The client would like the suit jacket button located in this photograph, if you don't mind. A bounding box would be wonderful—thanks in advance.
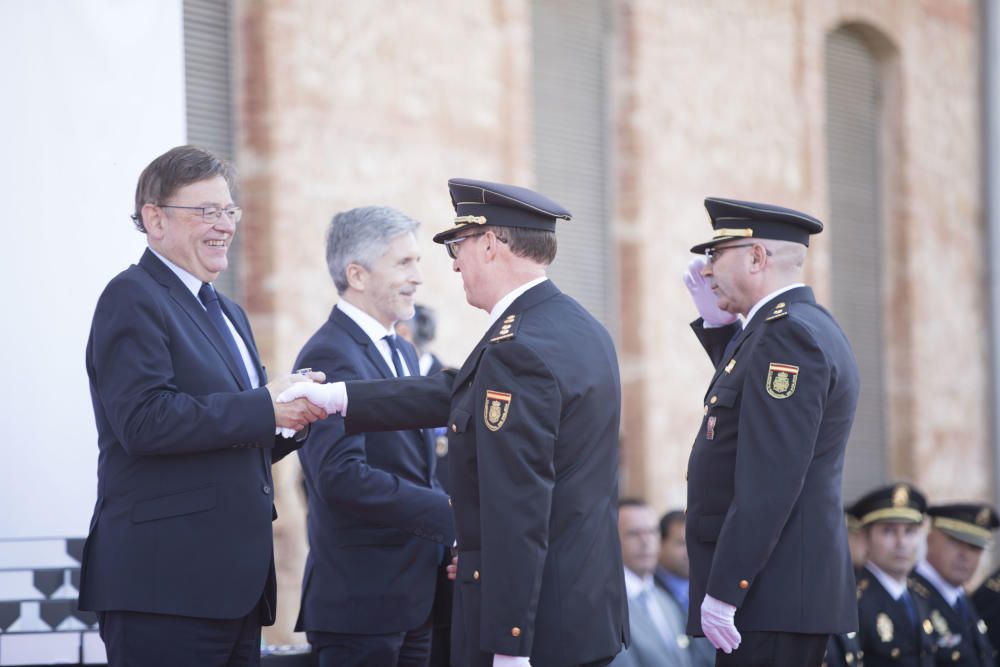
[511,626,520,637]
[739,579,749,589]
[262,484,271,494]
[473,570,480,581]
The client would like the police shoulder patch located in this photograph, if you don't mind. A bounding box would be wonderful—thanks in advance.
[490,313,519,343]
[484,390,512,431]
[765,362,799,399]
[765,301,789,322]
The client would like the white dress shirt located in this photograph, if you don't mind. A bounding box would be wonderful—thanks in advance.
[336,299,411,377]
[149,248,260,388]
[865,561,908,600]
[488,277,548,329]
[743,282,805,326]
[916,559,965,607]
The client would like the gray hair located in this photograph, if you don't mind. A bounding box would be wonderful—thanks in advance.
[326,206,420,294]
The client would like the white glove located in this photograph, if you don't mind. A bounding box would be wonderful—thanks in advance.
[493,655,531,667]
[277,381,348,416]
[701,594,741,654]
[683,256,738,326]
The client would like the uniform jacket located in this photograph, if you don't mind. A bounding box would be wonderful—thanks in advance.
[79,249,293,622]
[686,286,860,635]
[343,280,629,667]
[293,306,454,635]
[856,570,937,667]
[970,567,1000,665]
[910,571,994,666]
[823,632,863,667]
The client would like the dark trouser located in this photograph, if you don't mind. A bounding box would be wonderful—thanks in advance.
[715,632,829,667]
[309,617,433,667]
[99,608,262,667]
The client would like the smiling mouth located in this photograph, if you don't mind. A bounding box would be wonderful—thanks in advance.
[205,240,227,248]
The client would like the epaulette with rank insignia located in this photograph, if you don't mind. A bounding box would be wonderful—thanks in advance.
[857,577,869,600]
[490,313,519,343]
[909,578,931,599]
[765,301,789,322]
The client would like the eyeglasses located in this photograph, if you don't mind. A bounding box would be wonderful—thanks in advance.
[704,243,771,264]
[443,232,485,260]
[160,204,243,224]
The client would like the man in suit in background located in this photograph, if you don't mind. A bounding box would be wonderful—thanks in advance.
[293,206,454,667]
[79,145,325,666]
[610,499,692,667]
[683,198,860,666]
[912,503,997,665]
[655,511,714,667]
[281,178,628,667]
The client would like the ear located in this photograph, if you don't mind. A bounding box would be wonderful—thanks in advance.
[749,244,769,273]
[482,230,500,264]
[345,262,368,291]
[142,203,167,240]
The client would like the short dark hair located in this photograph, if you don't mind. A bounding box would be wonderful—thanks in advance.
[618,497,648,510]
[659,510,685,540]
[132,145,236,233]
[486,225,557,265]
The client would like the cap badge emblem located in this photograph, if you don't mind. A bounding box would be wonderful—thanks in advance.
[892,484,910,508]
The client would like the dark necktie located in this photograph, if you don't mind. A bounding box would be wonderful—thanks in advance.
[900,589,919,629]
[198,283,252,388]
[382,334,407,377]
[955,594,970,623]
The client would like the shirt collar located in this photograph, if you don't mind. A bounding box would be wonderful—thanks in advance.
[149,247,204,299]
[744,283,805,327]
[336,298,396,346]
[623,567,656,601]
[487,277,548,328]
[865,561,909,600]
[916,560,965,606]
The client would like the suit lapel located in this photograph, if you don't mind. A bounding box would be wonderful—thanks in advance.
[139,250,251,391]
[331,307,395,380]
[219,296,265,384]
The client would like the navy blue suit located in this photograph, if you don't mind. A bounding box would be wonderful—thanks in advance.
[293,306,454,641]
[80,249,294,625]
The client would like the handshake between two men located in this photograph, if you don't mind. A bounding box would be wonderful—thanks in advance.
[274,380,348,419]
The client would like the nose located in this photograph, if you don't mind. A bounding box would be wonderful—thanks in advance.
[412,263,424,284]
[213,214,236,234]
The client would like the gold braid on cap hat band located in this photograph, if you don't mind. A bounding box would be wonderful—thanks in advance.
[454,215,487,226]
[713,228,754,239]
[860,507,924,526]
[933,517,993,542]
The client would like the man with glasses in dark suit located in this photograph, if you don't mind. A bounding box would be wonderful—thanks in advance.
[79,145,326,666]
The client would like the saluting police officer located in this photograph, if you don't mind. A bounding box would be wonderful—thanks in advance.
[912,504,998,666]
[281,178,629,667]
[853,483,938,667]
[682,198,860,666]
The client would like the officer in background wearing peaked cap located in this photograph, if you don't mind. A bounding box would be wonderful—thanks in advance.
[281,178,628,667]
[682,197,860,666]
[913,503,1000,666]
[853,483,938,667]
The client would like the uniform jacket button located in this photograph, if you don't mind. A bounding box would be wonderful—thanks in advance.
[473,570,480,581]
[262,484,271,494]
[739,579,749,590]
[451,424,458,433]
[952,650,961,661]
[448,497,453,507]
[891,647,900,658]
[511,627,521,637]
[710,395,718,404]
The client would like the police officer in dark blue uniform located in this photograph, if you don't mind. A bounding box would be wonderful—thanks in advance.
[682,198,861,667]
[971,564,1000,664]
[852,483,938,667]
[912,503,998,666]
[281,178,629,667]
